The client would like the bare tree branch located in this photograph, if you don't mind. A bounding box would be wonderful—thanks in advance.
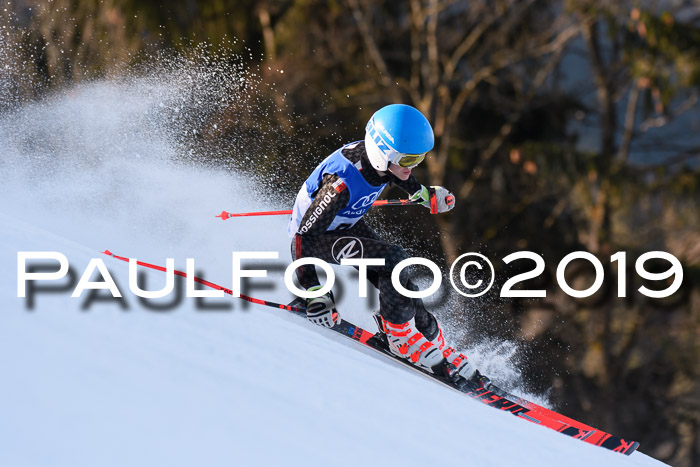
[444,1,509,81]
[617,81,640,164]
[345,0,397,94]
[639,91,699,132]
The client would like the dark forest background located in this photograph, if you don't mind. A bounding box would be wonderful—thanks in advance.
[1,1,699,464]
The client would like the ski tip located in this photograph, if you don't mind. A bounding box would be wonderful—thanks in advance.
[620,440,640,456]
[630,441,640,455]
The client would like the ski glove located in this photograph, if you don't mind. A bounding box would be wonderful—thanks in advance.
[305,286,341,328]
[410,185,456,214]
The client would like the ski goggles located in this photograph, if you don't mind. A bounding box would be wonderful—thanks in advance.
[394,153,426,168]
[378,146,426,168]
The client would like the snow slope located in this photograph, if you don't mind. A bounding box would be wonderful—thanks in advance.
[0,77,667,467]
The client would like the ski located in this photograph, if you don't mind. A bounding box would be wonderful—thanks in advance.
[283,298,639,456]
[103,250,639,456]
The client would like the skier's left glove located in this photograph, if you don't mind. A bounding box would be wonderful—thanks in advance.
[410,185,456,214]
[305,286,341,328]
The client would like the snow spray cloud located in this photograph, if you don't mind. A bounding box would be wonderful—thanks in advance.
[0,41,276,221]
[0,43,296,307]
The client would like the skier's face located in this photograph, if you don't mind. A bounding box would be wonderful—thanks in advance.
[387,163,412,180]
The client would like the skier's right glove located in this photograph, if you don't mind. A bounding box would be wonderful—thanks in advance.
[410,185,456,214]
[305,286,340,328]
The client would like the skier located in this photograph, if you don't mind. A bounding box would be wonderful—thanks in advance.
[288,104,473,379]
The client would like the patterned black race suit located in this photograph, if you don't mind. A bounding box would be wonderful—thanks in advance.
[289,141,440,340]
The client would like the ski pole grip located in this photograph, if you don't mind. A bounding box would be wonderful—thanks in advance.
[428,187,438,214]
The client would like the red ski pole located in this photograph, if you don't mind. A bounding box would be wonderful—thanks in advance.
[102,250,306,312]
[216,198,418,220]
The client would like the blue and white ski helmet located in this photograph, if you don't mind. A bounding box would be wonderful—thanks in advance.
[364,104,434,171]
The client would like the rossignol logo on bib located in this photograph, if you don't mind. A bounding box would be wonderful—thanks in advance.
[299,190,338,234]
[331,237,364,263]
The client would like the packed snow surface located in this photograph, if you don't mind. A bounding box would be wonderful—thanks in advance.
[0,78,667,466]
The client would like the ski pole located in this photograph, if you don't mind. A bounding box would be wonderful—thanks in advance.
[102,250,306,312]
[216,198,418,220]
